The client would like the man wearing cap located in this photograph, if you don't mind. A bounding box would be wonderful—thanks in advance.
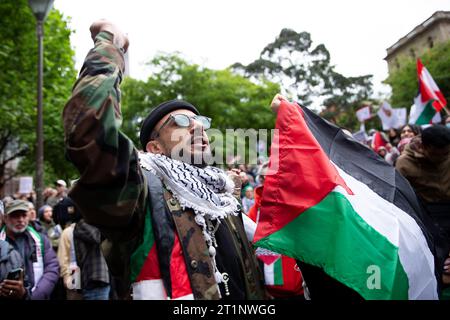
[0,200,59,299]
[46,180,67,208]
[62,20,265,300]
[0,199,27,300]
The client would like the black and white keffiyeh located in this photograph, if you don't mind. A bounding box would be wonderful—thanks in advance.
[139,152,239,218]
[139,152,240,289]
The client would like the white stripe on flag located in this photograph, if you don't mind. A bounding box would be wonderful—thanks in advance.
[421,66,441,97]
[132,279,167,300]
[172,294,194,300]
[243,213,257,242]
[332,164,438,299]
[263,258,281,286]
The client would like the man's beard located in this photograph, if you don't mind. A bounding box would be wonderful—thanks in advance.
[167,137,213,167]
[171,147,213,168]
[8,223,27,234]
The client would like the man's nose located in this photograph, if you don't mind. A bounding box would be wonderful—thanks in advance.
[190,118,205,132]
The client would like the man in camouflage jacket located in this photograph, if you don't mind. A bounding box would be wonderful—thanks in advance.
[63,20,265,300]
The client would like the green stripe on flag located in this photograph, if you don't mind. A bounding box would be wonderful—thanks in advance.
[416,100,437,125]
[27,225,44,257]
[255,191,409,300]
[130,203,155,282]
[273,258,284,286]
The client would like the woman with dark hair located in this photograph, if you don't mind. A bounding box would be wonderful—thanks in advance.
[400,124,421,140]
[397,125,421,155]
[387,128,401,147]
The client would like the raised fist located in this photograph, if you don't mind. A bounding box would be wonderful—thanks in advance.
[270,94,287,114]
[89,19,129,53]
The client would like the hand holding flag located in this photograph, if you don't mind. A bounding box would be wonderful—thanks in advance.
[270,94,286,114]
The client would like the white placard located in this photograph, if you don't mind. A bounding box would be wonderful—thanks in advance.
[356,106,371,122]
[393,108,407,129]
[377,102,407,130]
[18,176,33,194]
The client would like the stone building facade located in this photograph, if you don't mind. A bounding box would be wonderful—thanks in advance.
[385,11,450,73]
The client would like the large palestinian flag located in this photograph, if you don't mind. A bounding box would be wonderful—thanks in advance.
[254,99,449,300]
[409,59,446,125]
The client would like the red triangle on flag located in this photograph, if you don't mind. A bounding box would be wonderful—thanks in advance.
[258,254,281,265]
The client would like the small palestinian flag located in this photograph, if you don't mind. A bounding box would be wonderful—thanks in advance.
[409,59,446,125]
[256,248,284,286]
[254,99,449,300]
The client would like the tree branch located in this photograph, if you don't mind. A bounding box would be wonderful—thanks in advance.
[0,130,12,154]
[0,146,28,167]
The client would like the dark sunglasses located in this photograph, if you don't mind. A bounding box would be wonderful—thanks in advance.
[151,114,212,139]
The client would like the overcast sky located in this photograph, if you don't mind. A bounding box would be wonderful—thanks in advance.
[54,0,449,103]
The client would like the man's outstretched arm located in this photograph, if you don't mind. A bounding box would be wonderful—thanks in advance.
[63,21,144,234]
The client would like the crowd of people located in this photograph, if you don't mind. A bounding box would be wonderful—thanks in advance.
[0,179,113,300]
[357,120,450,240]
[0,20,449,300]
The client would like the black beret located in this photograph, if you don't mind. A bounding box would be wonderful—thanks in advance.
[139,99,199,149]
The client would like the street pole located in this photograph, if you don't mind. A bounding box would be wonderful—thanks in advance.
[35,19,44,208]
[28,0,54,208]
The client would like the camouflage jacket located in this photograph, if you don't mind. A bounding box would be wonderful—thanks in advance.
[63,31,265,300]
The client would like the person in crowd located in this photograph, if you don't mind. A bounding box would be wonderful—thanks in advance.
[400,124,420,140]
[241,185,255,214]
[57,218,82,300]
[0,199,26,300]
[0,239,28,300]
[73,219,111,300]
[53,196,82,230]
[38,205,62,251]
[51,197,80,301]
[397,137,412,154]
[0,200,59,299]
[239,171,251,199]
[387,128,401,147]
[376,146,387,159]
[396,125,450,261]
[47,180,68,208]
[43,188,57,205]
[27,202,37,222]
[396,125,450,204]
[61,20,265,300]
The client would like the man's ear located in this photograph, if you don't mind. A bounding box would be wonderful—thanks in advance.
[146,140,163,154]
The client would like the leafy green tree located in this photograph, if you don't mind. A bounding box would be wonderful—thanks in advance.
[231,28,373,113]
[0,0,77,195]
[385,41,450,114]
